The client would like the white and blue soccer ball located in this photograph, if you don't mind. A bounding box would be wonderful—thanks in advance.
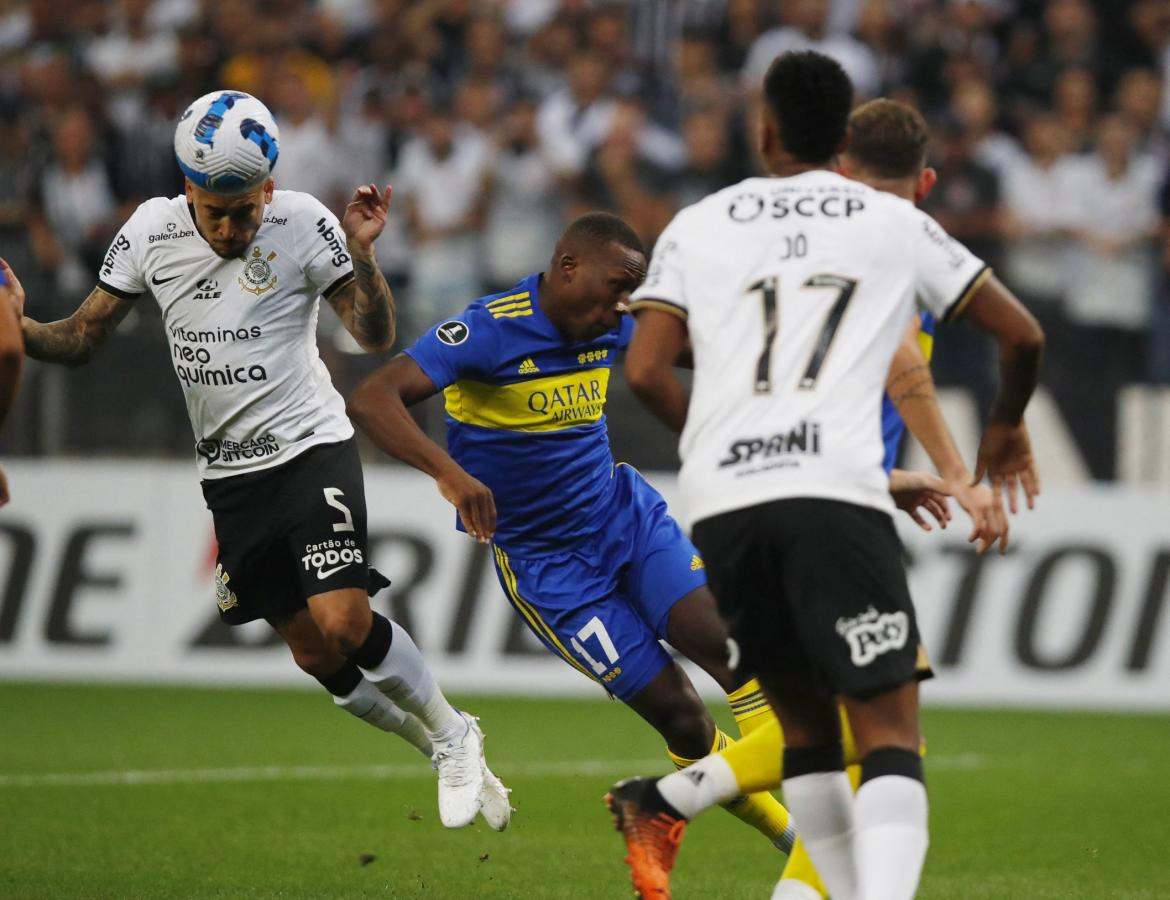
[173,90,280,194]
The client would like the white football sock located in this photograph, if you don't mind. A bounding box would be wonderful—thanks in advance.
[854,775,929,900]
[782,771,858,900]
[333,677,432,757]
[358,620,465,743]
[656,753,740,819]
[770,879,823,900]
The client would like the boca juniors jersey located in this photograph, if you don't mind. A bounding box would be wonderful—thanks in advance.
[405,273,634,555]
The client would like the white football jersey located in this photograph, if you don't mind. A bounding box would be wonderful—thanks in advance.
[98,190,356,479]
[630,171,989,526]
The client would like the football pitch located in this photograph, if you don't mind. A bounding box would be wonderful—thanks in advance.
[1,683,1165,899]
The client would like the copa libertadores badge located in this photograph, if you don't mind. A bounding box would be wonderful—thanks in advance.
[239,247,278,296]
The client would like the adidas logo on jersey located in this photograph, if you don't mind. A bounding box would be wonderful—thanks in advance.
[518,358,540,375]
[690,555,704,571]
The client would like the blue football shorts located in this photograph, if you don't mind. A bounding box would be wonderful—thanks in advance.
[490,464,708,700]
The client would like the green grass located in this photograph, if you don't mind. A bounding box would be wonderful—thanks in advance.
[0,684,1166,898]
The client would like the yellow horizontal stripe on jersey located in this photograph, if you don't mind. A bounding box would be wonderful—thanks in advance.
[443,368,610,432]
[491,308,534,319]
[486,300,532,315]
[485,291,531,308]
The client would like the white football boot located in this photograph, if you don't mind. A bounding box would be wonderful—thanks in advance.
[474,717,513,831]
[431,710,485,828]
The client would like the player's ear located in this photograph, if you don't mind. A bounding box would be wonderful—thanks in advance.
[262,178,275,203]
[184,178,196,204]
[558,252,578,282]
[915,167,938,204]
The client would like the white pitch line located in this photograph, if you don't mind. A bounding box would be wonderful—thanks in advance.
[0,754,985,789]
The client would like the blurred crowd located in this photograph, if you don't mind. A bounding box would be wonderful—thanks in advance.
[2,0,1169,478]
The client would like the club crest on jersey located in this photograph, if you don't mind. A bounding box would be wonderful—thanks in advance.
[239,247,278,296]
[437,320,469,346]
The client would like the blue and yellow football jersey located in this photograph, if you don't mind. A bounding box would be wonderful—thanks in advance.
[405,273,635,555]
[880,311,936,473]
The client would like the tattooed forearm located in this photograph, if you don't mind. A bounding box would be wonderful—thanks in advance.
[345,250,395,352]
[21,287,136,366]
[886,363,931,392]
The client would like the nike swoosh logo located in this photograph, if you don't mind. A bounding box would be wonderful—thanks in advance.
[151,272,181,285]
[316,563,352,580]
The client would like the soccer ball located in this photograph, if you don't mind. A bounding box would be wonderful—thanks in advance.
[173,90,280,195]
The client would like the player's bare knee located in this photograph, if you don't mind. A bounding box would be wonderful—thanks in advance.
[313,607,373,657]
[288,644,336,678]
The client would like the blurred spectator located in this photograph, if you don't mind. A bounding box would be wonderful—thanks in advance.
[113,77,187,205]
[84,0,178,129]
[950,78,1023,176]
[715,0,770,73]
[537,51,617,178]
[743,0,882,97]
[483,96,563,292]
[1114,67,1165,156]
[521,16,579,98]
[1062,114,1160,477]
[1052,66,1098,152]
[28,106,120,299]
[651,26,736,129]
[578,97,677,246]
[269,66,346,206]
[999,113,1075,324]
[395,101,490,337]
[671,106,747,208]
[585,3,643,95]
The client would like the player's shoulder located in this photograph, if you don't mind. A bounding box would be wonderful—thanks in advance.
[124,195,189,235]
[427,275,541,348]
[269,189,333,226]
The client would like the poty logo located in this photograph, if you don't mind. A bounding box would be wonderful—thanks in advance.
[836,606,909,667]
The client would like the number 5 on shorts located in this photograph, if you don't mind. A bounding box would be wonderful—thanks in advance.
[323,487,355,533]
[571,616,621,675]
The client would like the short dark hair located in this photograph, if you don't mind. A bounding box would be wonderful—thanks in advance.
[762,51,853,164]
[846,99,930,179]
[560,212,644,257]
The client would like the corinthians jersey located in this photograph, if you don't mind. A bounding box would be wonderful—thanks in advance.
[630,170,989,526]
[98,190,356,478]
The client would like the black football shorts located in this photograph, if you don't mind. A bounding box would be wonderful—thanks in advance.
[201,438,373,625]
[693,497,922,699]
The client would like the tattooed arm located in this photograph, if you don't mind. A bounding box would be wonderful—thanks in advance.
[326,250,396,352]
[21,284,139,367]
[330,182,396,353]
[886,317,1008,554]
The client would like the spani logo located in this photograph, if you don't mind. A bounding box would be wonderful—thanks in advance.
[437,321,469,346]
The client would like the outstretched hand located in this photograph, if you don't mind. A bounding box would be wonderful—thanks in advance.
[947,477,1009,555]
[973,420,1039,514]
[341,183,392,251]
[889,469,952,532]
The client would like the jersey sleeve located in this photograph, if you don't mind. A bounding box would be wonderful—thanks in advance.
[297,195,355,301]
[629,217,689,320]
[404,308,501,391]
[97,206,148,298]
[909,209,991,322]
